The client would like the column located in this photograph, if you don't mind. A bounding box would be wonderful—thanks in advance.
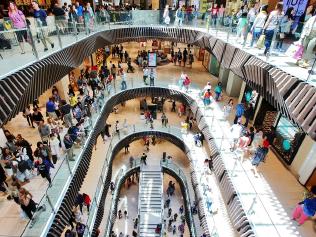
[152,0,159,9]
[38,74,70,106]
[225,70,243,97]
[291,136,316,184]
[0,128,7,147]
[238,81,246,103]
[218,66,229,88]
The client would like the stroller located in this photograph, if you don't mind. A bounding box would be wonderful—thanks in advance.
[251,147,268,166]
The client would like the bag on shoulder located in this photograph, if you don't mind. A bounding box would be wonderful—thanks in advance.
[256,34,265,49]
[17,159,29,173]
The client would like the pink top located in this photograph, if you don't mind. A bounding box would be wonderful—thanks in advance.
[9,10,26,29]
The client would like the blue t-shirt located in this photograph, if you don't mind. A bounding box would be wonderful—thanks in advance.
[34,9,47,26]
[76,5,83,17]
[46,101,55,113]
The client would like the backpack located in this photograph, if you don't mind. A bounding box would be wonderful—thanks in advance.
[236,104,244,117]
[17,158,29,173]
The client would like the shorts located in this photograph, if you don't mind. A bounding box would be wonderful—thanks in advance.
[16,30,28,42]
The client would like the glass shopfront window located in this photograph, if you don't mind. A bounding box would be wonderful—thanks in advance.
[273,116,305,165]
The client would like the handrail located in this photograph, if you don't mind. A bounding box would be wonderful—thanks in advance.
[20,103,103,236]
[137,162,142,236]
[103,159,141,237]
[1,9,312,83]
[161,159,198,237]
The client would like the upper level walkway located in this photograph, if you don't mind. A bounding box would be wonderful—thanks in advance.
[2,57,312,236]
[1,11,316,143]
[0,10,315,84]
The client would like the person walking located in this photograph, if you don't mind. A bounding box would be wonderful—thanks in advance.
[143,67,149,85]
[37,157,54,186]
[223,99,234,119]
[163,5,170,25]
[141,153,147,165]
[168,208,172,217]
[250,5,268,47]
[175,7,184,27]
[262,3,283,56]
[23,106,34,128]
[64,134,75,161]
[149,68,155,86]
[234,103,245,124]
[203,89,212,107]
[32,0,54,52]
[8,1,32,54]
[214,82,222,101]
[120,71,127,90]
[292,186,316,225]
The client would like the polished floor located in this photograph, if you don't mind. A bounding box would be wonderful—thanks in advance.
[0,42,314,237]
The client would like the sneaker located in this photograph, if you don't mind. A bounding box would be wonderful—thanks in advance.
[44,48,48,52]
[299,61,309,68]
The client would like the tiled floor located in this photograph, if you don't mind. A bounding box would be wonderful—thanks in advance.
[0,42,314,237]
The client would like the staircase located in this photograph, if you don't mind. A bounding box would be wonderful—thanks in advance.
[138,165,163,237]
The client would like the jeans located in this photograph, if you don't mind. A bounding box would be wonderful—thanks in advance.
[66,146,74,161]
[250,28,262,47]
[26,114,34,127]
[264,29,275,55]
[303,34,316,61]
[63,113,73,128]
[150,77,154,86]
[121,81,127,90]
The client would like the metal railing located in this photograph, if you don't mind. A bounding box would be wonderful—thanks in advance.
[0,10,314,82]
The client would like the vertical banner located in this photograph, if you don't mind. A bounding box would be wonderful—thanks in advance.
[283,0,308,17]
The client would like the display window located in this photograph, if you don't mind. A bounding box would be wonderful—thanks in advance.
[273,116,305,165]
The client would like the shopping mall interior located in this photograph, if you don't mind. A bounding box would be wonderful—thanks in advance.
[1,0,316,237]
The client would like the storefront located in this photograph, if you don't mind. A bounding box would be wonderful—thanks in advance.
[253,97,305,166]
[273,116,305,165]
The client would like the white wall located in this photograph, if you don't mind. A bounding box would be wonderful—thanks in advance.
[293,136,316,184]
[0,128,7,148]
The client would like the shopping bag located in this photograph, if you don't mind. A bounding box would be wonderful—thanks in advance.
[256,34,265,49]
[293,44,304,60]
[164,16,170,25]
[246,32,253,44]
[285,44,304,60]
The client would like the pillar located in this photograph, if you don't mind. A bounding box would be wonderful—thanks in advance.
[225,70,243,97]
[0,128,7,147]
[37,74,70,106]
[238,81,246,103]
[218,66,229,88]
[252,96,263,123]
[152,0,159,9]
[290,136,316,184]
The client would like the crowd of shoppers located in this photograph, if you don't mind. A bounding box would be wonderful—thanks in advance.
[0,50,112,225]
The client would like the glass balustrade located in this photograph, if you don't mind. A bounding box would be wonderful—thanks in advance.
[20,80,109,236]
[1,10,315,83]
[18,66,293,236]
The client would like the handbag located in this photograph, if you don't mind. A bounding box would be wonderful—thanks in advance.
[279,32,285,39]
[246,32,253,44]
[285,43,304,60]
[256,34,265,49]
[293,44,304,60]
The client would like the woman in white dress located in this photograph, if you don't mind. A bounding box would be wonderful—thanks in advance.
[223,99,234,119]
[163,5,170,25]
